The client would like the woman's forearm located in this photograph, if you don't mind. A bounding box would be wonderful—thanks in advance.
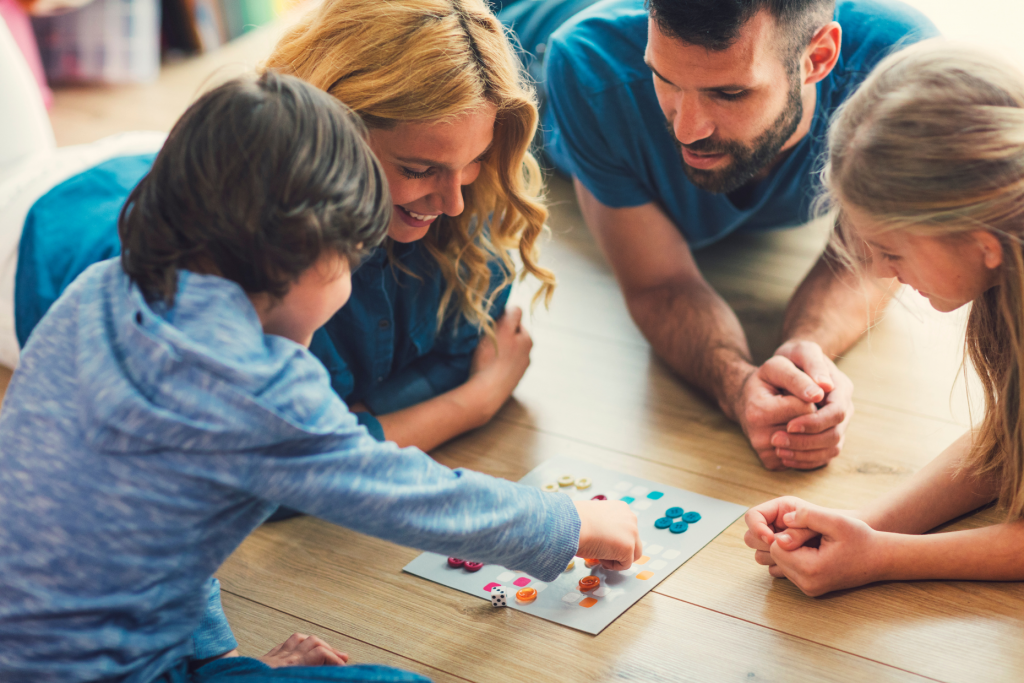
[374,378,497,451]
[880,520,1024,582]
[859,431,999,534]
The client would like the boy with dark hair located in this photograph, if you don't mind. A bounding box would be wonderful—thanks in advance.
[501,0,937,472]
[0,71,641,683]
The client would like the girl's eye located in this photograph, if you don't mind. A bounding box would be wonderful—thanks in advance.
[399,166,435,180]
[881,253,900,261]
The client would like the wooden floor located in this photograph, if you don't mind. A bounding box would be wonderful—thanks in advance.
[21,3,1024,681]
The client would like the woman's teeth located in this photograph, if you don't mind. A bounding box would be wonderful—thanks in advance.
[405,209,437,222]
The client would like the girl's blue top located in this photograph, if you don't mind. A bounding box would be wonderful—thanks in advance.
[14,154,511,439]
[0,259,578,683]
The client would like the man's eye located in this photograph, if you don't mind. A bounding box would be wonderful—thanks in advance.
[716,91,746,101]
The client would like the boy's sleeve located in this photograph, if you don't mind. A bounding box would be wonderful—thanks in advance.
[361,259,512,416]
[189,578,238,662]
[236,419,579,582]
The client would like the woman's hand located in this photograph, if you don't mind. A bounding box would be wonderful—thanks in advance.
[766,504,891,597]
[259,633,349,667]
[468,306,533,422]
[574,499,642,570]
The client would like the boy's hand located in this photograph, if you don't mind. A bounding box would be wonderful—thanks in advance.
[768,504,888,597]
[574,499,642,570]
[744,496,823,567]
[260,633,349,667]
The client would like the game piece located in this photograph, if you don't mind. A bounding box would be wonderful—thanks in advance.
[654,517,672,529]
[404,456,748,635]
[447,557,465,568]
[463,561,484,572]
[541,482,559,492]
[575,477,592,489]
[557,475,575,487]
[669,521,688,534]
[591,494,607,500]
[584,558,600,568]
[578,576,600,592]
[490,586,507,607]
[516,587,538,603]
[682,511,701,523]
[665,507,684,518]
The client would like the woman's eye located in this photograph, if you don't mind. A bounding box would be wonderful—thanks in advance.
[399,166,434,180]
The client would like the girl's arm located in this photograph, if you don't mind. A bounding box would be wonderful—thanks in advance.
[373,307,531,451]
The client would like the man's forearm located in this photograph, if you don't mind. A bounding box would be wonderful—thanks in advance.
[627,277,755,419]
[783,249,894,358]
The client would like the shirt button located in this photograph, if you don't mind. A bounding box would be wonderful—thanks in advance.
[378,319,390,329]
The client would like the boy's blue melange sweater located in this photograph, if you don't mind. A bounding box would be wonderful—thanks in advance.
[0,259,579,683]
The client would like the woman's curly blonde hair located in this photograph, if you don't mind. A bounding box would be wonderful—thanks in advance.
[265,0,555,335]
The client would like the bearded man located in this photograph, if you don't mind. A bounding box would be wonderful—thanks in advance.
[500,0,938,469]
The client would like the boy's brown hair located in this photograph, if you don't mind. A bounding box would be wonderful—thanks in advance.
[119,70,391,306]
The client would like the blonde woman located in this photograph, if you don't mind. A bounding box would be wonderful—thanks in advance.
[9,0,554,453]
[744,40,1024,596]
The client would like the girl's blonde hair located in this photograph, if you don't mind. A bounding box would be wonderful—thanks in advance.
[265,0,555,334]
[820,39,1024,519]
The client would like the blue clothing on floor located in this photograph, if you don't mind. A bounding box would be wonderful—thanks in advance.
[540,0,939,247]
[176,657,431,683]
[15,155,511,440]
[0,259,579,683]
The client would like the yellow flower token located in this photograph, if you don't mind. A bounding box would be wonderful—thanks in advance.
[574,477,592,489]
[541,482,559,492]
[557,475,575,487]
[564,559,576,572]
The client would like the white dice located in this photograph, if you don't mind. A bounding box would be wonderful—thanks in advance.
[490,586,507,607]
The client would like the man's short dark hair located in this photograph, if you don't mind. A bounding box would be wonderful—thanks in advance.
[119,70,391,306]
[647,0,835,62]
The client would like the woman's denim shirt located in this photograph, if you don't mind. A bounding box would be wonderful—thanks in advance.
[15,154,511,440]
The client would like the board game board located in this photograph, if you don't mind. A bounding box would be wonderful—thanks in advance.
[403,457,747,635]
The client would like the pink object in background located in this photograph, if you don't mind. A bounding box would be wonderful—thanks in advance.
[0,0,52,108]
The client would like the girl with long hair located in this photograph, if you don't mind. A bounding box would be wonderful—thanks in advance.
[744,39,1024,595]
[5,0,554,451]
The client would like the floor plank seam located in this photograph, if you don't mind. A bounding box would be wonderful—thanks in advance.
[654,592,948,683]
[220,589,480,683]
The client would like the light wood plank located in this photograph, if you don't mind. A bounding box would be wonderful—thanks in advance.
[219,590,467,682]
[218,518,931,683]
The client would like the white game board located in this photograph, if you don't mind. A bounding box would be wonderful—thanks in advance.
[403,457,747,635]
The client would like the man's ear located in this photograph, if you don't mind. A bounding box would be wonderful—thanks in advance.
[974,230,1004,270]
[803,21,841,86]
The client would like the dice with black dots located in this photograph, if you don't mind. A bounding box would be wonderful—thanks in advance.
[490,586,507,607]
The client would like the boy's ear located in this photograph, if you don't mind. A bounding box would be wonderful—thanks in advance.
[974,230,1004,269]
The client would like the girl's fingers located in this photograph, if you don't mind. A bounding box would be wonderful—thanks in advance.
[775,527,820,549]
[768,563,787,579]
[754,549,775,566]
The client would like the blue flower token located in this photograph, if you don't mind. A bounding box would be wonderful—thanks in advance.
[654,517,673,529]
[669,520,689,534]
[620,496,635,504]
[682,511,701,523]
[647,491,664,500]
[665,507,684,518]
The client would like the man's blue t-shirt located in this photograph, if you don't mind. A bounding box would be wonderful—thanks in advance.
[543,0,939,248]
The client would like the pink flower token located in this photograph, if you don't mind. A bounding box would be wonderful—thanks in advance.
[463,561,484,572]
[591,494,608,501]
[447,557,466,568]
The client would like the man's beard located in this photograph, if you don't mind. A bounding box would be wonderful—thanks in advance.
[669,75,804,195]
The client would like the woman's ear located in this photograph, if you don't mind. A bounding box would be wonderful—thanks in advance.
[973,230,1004,270]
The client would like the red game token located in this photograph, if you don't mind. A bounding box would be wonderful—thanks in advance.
[447,557,465,568]
[463,561,484,572]
[578,576,601,592]
[591,494,608,501]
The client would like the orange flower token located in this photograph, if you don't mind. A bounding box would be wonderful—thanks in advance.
[578,576,601,592]
[515,587,538,603]
[584,558,600,568]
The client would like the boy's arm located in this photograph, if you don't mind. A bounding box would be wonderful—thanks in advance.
[238,424,581,581]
